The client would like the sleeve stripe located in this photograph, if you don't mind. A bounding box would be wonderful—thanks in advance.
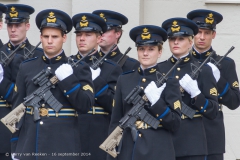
[200,99,209,113]
[218,82,229,97]
[4,83,14,99]
[10,137,18,142]
[95,84,109,98]
[157,107,170,120]
[64,83,81,96]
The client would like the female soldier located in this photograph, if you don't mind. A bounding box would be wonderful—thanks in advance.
[160,18,219,160]
[107,25,182,160]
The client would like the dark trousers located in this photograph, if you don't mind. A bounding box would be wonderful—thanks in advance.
[0,153,12,160]
[206,154,223,160]
[176,155,206,160]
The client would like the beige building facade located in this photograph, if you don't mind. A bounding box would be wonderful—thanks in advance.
[0,0,239,159]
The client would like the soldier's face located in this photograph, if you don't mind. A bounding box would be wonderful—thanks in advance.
[7,22,30,45]
[99,29,120,48]
[40,28,66,59]
[137,45,162,69]
[75,31,101,56]
[194,29,216,52]
[168,36,192,58]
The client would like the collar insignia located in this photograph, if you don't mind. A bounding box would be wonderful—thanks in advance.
[8,43,11,49]
[77,54,81,60]
[192,51,196,56]
[111,52,117,56]
[171,21,180,32]
[149,68,156,73]
[205,13,214,24]
[55,56,62,61]
[138,67,140,72]
[99,52,103,57]
[184,57,190,62]
[80,15,88,27]
[171,57,175,63]
[14,85,17,92]
[10,7,18,18]
[205,52,211,56]
[47,12,57,23]
[141,28,151,40]
[42,56,46,61]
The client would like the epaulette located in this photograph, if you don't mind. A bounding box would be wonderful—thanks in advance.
[22,57,38,63]
[104,59,116,66]
[122,70,135,75]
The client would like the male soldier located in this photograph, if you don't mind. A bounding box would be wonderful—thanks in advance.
[11,9,94,160]
[92,10,139,72]
[71,13,122,160]
[0,3,7,48]
[187,9,240,160]
[0,4,42,160]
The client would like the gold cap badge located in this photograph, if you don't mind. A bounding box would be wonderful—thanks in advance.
[9,7,18,18]
[171,21,180,32]
[100,13,106,21]
[205,13,214,24]
[47,12,57,23]
[80,15,88,27]
[141,28,151,40]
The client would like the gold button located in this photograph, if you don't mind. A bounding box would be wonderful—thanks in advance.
[67,95,69,98]
[42,104,45,107]
[160,119,163,121]
[142,78,146,82]
[176,76,179,79]
[204,110,206,112]
[220,97,222,99]
[64,90,66,93]
[200,106,203,109]
[177,68,180,71]
[40,121,43,125]
[139,134,142,137]
[219,109,221,111]
[163,73,165,75]
[156,114,159,117]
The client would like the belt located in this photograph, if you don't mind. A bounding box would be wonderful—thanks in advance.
[219,104,223,111]
[0,100,11,107]
[135,120,163,129]
[181,114,202,120]
[87,106,109,115]
[26,107,78,117]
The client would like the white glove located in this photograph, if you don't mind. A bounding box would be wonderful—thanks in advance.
[90,67,101,81]
[0,64,3,83]
[207,62,220,82]
[144,81,166,106]
[55,64,73,81]
[179,74,201,98]
[11,153,19,160]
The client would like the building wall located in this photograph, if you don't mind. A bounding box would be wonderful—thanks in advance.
[0,0,239,159]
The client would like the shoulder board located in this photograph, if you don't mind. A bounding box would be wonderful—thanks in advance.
[122,70,135,75]
[104,59,116,66]
[22,57,38,64]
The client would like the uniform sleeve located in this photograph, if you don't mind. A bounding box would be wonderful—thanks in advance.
[191,65,219,119]
[217,59,240,110]
[148,78,181,132]
[93,63,122,113]
[57,62,94,114]
[0,66,15,103]
[11,64,27,153]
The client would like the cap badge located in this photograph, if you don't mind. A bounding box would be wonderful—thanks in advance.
[141,28,151,40]
[171,21,180,32]
[80,15,88,27]
[100,13,106,21]
[205,13,214,24]
[9,7,18,18]
[47,12,57,23]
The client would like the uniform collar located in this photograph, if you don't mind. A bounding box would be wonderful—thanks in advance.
[76,51,102,64]
[100,46,120,59]
[169,53,192,65]
[138,64,158,76]
[42,50,67,64]
[191,46,213,59]
[7,38,30,51]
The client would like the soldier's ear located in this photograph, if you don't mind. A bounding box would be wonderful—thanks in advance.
[0,22,2,30]
[25,22,30,31]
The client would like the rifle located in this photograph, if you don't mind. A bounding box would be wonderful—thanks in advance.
[1,49,95,133]
[23,41,42,59]
[209,46,235,68]
[99,58,182,158]
[91,44,117,70]
[117,47,132,67]
[180,51,214,119]
[0,42,26,67]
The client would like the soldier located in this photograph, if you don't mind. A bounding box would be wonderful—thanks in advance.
[187,9,240,160]
[0,3,7,48]
[0,4,43,160]
[161,18,219,160]
[107,25,182,160]
[71,13,122,160]
[11,9,94,160]
[92,10,139,72]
